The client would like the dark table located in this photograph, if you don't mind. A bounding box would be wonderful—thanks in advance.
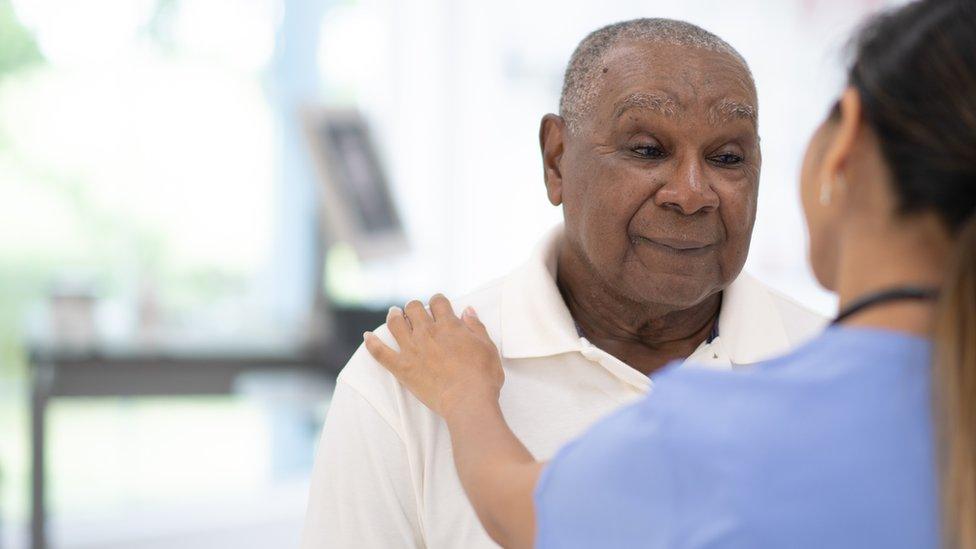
[26,343,339,549]
[26,305,387,549]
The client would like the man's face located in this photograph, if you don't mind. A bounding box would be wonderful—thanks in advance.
[550,41,760,309]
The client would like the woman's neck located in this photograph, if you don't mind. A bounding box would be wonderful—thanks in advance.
[834,214,950,337]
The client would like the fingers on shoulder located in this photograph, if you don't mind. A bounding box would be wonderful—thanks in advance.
[363,331,400,371]
[386,306,412,343]
[404,299,432,330]
[429,293,459,323]
[461,306,491,339]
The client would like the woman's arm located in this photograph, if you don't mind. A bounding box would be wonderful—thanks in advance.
[443,396,544,549]
[363,294,542,548]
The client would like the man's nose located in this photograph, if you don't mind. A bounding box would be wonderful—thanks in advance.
[652,157,720,215]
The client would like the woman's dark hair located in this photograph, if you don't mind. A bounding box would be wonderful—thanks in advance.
[846,1,976,545]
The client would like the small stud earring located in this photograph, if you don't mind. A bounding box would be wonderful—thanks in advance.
[820,174,845,206]
[819,180,832,206]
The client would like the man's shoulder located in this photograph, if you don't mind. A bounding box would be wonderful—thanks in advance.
[447,275,508,333]
[334,276,510,421]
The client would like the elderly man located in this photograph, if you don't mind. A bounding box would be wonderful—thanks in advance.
[302,18,824,548]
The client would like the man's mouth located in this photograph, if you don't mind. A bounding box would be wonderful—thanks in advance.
[632,235,715,253]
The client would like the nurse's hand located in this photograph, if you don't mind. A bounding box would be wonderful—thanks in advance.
[363,294,504,420]
[366,295,538,549]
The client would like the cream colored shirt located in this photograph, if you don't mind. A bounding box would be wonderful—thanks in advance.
[301,226,826,549]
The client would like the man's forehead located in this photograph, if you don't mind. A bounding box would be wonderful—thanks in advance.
[597,43,757,125]
[609,90,757,126]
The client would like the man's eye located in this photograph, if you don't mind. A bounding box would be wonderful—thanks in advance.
[631,145,666,159]
[711,153,743,165]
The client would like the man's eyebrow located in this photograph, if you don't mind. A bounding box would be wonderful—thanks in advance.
[708,98,758,126]
[612,92,679,119]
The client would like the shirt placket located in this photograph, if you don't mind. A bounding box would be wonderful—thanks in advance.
[578,337,651,396]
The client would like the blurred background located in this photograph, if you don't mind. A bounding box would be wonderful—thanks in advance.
[0,0,897,547]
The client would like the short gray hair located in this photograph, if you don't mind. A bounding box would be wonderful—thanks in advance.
[559,18,752,133]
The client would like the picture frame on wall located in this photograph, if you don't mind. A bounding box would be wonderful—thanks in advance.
[303,107,407,261]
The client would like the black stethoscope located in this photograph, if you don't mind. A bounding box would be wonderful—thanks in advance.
[831,286,940,326]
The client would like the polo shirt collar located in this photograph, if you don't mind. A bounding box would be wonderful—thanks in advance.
[500,226,581,359]
[499,225,792,366]
[716,271,794,366]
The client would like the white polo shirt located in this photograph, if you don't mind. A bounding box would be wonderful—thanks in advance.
[302,226,826,549]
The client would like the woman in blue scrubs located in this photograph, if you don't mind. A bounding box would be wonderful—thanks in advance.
[364,0,976,547]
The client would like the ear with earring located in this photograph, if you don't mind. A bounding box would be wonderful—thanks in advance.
[820,173,846,206]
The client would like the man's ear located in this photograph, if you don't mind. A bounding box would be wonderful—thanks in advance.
[539,114,566,206]
[821,87,863,188]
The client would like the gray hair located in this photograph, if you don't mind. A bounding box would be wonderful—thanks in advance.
[559,18,753,133]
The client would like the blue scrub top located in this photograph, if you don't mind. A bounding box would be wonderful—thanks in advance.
[534,327,939,548]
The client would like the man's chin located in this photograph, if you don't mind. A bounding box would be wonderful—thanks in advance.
[624,272,727,310]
